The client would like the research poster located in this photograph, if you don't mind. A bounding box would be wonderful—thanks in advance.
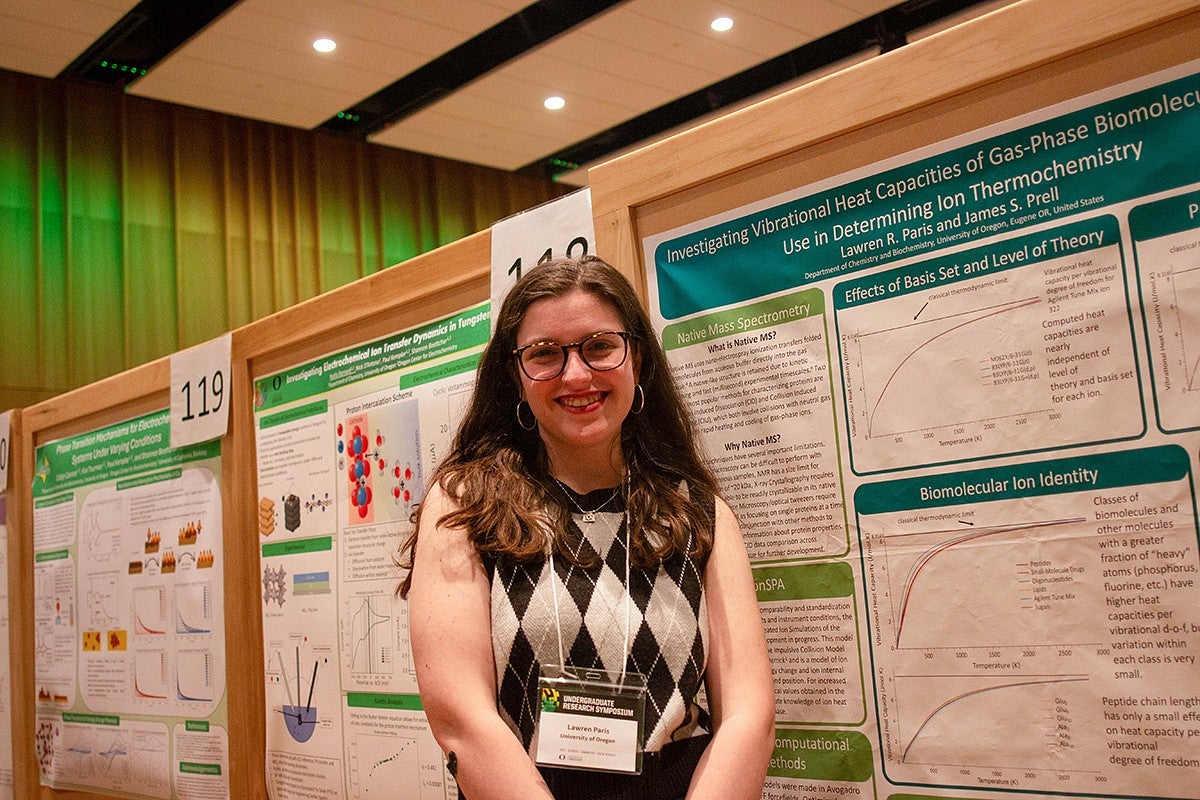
[30,411,228,799]
[643,62,1200,800]
[252,303,489,800]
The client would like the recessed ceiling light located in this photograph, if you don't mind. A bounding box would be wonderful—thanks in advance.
[313,38,337,53]
[711,17,733,32]
[544,96,566,111]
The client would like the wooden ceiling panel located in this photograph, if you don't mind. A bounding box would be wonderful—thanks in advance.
[2,0,1011,176]
[0,0,137,77]
[130,0,527,128]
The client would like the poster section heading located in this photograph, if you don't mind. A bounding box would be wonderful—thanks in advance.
[654,73,1200,319]
[253,304,489,412]
[33,410,219,498]
[661,289,822,351]
[1129,189,1200,243]
[833,216,1116,307]
[854,444,1190,514]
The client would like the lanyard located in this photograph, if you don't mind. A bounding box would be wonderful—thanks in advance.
[548,499,633,683]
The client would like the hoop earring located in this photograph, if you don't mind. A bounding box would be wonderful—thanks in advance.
[516,400,538,431]
[630,384,645,415]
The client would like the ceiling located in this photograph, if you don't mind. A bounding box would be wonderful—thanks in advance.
[0,0,1010,186]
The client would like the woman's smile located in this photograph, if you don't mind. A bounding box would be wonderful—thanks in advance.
[515,289,639,476]
[557,391,604,411]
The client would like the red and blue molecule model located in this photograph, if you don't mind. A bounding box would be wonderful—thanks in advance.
[338,422,376,520]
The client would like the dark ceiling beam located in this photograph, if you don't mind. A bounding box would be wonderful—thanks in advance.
[319,0,627,135]
[58,0,240,88]
[51,0,992,183]
[522,0,993,181]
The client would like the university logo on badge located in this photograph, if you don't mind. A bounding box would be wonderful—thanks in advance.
[540,686,561,712]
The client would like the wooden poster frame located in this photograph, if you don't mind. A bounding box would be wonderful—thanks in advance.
[9,230,491,800]
[13,354,250,800]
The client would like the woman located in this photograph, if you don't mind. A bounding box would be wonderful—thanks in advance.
[399,256,773,799]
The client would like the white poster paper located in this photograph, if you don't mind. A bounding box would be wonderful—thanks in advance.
[642,62,1200,800]
[31,411,228,799]
[252,303,489,799]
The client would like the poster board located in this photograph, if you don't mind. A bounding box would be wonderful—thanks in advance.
[13,358,250,800]
[2,408,18,800]
[8,230,491,800]
[237,230,491,800]
[587,2,1200,799]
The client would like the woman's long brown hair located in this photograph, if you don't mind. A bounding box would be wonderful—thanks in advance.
[397,256,718,598]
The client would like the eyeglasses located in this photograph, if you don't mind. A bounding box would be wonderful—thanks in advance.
[513,331,633,381]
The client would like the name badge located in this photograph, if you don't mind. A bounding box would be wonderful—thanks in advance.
[535,665,646,774]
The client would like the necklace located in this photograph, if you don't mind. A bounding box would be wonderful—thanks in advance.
[552,478,621,524]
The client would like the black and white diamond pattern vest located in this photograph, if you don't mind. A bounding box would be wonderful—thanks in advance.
[486,485,713,758]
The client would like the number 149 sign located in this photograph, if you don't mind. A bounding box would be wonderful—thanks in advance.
[490,187,596,327]
[170,332,232,449]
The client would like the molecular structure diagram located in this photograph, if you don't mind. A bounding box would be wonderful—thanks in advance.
[338,420,421,521]
[393,463,416,508]
[338,423,376,520]
[305,493,333,513]
[263,565,288,607]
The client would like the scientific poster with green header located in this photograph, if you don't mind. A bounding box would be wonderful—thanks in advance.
[642,62,1200,800]
[31,410,228,799]
[252,302,488,800]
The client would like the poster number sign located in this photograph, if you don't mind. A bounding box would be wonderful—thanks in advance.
[181,371,223,420]
[0,410,10,490]
[170,332,232,449]
[508,235,590,281]
[490,187,596,328]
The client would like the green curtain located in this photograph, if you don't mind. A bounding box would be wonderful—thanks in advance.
[0,68,566,412]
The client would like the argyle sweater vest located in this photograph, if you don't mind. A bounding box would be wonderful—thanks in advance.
[486,487,712,756]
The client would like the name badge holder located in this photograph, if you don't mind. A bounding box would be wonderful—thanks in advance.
[535,664,646,774]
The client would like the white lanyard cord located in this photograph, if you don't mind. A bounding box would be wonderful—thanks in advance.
[549,550,567,670]
[548,501,633,684]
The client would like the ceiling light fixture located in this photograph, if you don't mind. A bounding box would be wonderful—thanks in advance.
[544,96,566,111]
[313,38,337,53]
[711,17,733,32]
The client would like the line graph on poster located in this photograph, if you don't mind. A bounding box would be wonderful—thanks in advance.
[883,671,1099,789]
[176,649,217,704]
[55,723,170,793]
[836,245,1142,473]
[852,296,1045,439]
[84,572,121,630]
[864,515,1096,653]
[424,381,474,479]
[132,586,168,636]
[343,594,396,676]
[80,494,123,561]
[175,581,214,634]
[1141,263,1200,431]
[133,650,169,700]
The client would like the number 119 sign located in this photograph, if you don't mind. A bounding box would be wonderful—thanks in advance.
[170,332,232,449]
